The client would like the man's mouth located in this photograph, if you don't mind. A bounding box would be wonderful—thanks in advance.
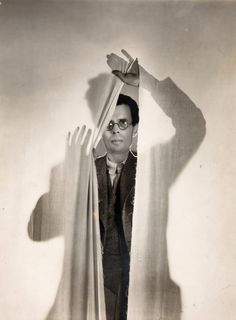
[111,139,123,144]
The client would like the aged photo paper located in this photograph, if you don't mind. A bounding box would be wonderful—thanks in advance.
[0,1,235,319]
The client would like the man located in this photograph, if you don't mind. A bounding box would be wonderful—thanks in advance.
[97,51,206,320]
[95,93,139,320]
[28,51,206,320]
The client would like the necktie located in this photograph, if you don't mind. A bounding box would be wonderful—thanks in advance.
[107,159,123,188]
[112,163,123,191]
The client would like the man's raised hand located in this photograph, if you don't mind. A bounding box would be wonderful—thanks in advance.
[106,49,139,87]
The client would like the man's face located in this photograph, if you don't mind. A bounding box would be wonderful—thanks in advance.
[102,104,137,157]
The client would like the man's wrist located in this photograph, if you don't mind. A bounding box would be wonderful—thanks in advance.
[139,65,159,92]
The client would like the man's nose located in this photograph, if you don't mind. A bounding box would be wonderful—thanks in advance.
[112,123,120,134]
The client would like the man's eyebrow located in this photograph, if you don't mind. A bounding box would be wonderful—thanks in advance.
[109,118,129,122]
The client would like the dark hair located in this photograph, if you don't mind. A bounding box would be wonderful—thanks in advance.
[116,94,139,126]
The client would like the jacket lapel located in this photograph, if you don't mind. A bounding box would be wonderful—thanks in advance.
[119,152,137,210]
[95,152,137,222]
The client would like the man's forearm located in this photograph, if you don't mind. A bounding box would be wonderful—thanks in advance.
[139,65,206,139]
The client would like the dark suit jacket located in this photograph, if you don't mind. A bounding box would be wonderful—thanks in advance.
[95,152,137,253]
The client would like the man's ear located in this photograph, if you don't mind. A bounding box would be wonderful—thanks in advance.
[132,124,138,137]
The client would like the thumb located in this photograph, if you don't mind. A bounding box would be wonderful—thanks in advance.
[112,70,126,83]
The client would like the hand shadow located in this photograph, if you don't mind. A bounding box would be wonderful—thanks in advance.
[28,73,120,320]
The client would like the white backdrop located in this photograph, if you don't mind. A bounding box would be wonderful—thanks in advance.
[0,1,235,319]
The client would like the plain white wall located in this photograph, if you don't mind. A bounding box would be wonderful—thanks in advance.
[0,1,235,319]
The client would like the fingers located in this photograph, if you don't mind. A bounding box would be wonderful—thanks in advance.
[67,125,87,146]
[71,126,80,145]
[66,131,71,153]
[112,70,139,86]
[76,125,86,145]
[106,53,120,62]
[106,53,120,66]
[107,52,125,61]
[67,131,71,144]
[82,128,92,152]
[107,50,134,74]
[107,50,133,63]
[121,49,133,63]
[106,52,126,72]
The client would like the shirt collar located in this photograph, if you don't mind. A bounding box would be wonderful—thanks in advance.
[106,154,127,175]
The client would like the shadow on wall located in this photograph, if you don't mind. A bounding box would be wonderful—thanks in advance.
[27,71,206,320]
[27,73,116,240]
[28,73,126,319]
[128,73,206,319]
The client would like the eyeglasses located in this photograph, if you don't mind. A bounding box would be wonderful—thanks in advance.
[106,119,132,131]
